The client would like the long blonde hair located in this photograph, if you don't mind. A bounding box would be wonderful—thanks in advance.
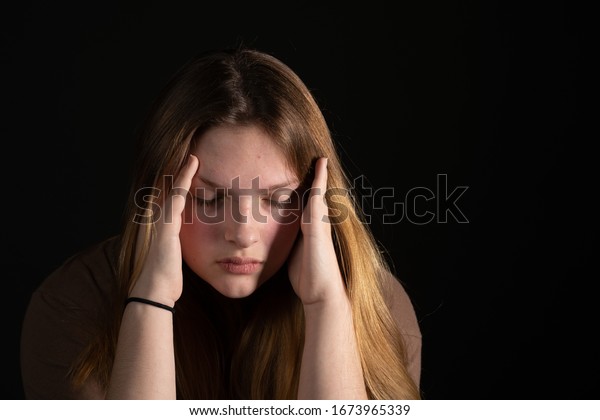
[71,48,420,399]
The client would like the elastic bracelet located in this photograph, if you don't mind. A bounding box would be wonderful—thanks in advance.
[125,297,175,314]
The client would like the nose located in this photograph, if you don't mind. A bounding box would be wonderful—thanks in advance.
[224,196,260,248]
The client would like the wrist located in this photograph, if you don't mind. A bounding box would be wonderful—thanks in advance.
[125,296,175,314]
[302,290,351,317]
[128,283,178,308]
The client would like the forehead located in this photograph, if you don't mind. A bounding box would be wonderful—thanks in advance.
[192,124,297,187]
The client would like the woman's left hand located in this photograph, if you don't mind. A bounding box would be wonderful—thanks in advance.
[288,157,347,306]
[289,157,367,399]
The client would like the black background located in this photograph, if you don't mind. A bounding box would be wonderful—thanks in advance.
[3,1,597,399]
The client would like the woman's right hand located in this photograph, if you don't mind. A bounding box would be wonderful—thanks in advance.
[129,154,199,307]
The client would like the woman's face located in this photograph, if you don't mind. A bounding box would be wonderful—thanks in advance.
[180,124,302,298]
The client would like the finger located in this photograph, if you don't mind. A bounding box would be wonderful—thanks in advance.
[174,154,200,194]
[311,157,328,210]
[310,157,328,195]
[164,154,199,225]
[303,157,329,226]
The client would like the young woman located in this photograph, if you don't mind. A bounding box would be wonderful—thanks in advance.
[20,48,422,399]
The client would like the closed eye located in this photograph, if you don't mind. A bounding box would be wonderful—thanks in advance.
[195,195,225,207]
[263,192,298,210]
[263,198,288,209]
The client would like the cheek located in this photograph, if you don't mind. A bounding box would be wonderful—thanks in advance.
[180,215,219,261]
[262,217,301,255]
[258,219,300,281]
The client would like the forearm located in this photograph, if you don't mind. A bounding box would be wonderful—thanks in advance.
[298,295,368,399]
[106,302,176,399]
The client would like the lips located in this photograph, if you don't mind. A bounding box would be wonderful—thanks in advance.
[217,257,263,274]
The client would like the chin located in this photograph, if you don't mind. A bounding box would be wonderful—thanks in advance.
[209,278,262,299]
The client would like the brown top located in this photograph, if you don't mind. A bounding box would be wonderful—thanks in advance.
[20,236,422,399]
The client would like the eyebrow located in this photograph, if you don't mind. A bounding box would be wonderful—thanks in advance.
[197,176,298,192]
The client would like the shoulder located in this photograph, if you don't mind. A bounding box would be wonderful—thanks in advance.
[380,270,422,387]
[381,270,421,339]
[35,235,121,304]
[25,234,122,337]
[20,236,120,399]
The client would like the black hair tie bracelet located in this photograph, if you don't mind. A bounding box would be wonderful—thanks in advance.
[125,297,175,314]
